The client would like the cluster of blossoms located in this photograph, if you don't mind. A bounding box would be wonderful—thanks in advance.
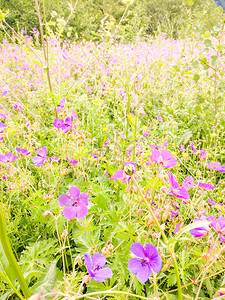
[83,242,162,283]
[53,116,74,133]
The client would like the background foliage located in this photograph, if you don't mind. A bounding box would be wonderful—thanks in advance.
[0,0,222,42]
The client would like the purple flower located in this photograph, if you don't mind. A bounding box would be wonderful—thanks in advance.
[71,110,78,119]
[58,186,89,219]
[207,161,221,170]
[182,176,194,191]
[86,87,93,94]
[56,97,65,113]
[32,146,47,166]
[190,142,194,149]
[103,138,110,147]
[190,216,209,238]
[180,144,185,152]
[128,243,162,283]
[219,166,225,172]
[0,121,7,133]
[0,152,18,163]
[150,150,177,168]
[84,252,113,282]
[208,198,216,206]
[170,210,179,219]
[53,118,64,129]
[174,223,181,234]
[166,173,190,200]
[62,116,73,133]
[211,217,225,235]
[158,115,163,122]
[200,148,206,159]
[49,156,60,162]
[196,182,216,191]
[66,157,78,165]
[15,148,30,156]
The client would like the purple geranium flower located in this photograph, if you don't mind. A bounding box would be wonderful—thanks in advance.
[166,173,190,200]
[174,223,181,234]
[56,97,65,113]
[182,176,194,191]
[150,150,177,168]
[66,157,78,165]
[84,252,113,282]
[207,161,221,170]
[32,146,47,166]
[208,198,216,206]
[62,116,73,133]
[49,156,60,162]
[196,182,216,191]
[211,217,225,235]
[0,152,18,163]
[200,148,206,159]
[16,148,30,156]
[190,216,209,238]
[0,121,7,133]
[219,166,225,172]
[128,242,162,283]
[53,118,64,129]
[58,186,89,219]
[180,144,185,152]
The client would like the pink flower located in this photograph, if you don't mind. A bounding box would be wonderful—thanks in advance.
[150,150,177,168]
[32,146,47,166]
[0,152,18,163]
[196,182,216,191]
[182,176,194,191]
[207,161,221,170]
[56,97,65,113]
[58,186,89,219]
[166,173,190,200]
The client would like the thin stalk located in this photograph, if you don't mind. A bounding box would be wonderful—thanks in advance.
[0,270,24,300]
[73,290,150,299]
[0,209,31,298]
[126,91,131,141]
[34,0,56,111]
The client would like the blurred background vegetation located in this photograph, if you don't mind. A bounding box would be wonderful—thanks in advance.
[0,0,224,42]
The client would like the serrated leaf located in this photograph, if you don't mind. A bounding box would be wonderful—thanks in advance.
[167,273,177,287]
[30,261,62,294]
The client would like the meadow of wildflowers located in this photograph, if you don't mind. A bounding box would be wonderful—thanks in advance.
[0,24,225,300]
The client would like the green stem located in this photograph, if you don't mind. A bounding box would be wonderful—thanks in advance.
[126,91,131,141]
[74,290,150,299]
[0,270,24,300]
[0,209,31,298]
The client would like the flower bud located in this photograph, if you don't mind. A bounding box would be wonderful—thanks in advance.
[77,255,83,267]
[61,229,68,240]
[43,210,51,217]
[124,163,136,176]
[101,247,109,256]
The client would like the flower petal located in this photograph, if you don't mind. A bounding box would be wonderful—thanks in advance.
[150,255,162,273]
[93,267,113,282]
[58,194,73,207]
[128,258,142,274]
[144,243,159,259]
[69,186,80,199]
[130,242,145,258]
[92,253,106,269]
[63,206,78,219]
[110,169,124,181]
[80,193,89,205]
[136,264,151,283]
[76,204,88,219]
[84,253,92,271]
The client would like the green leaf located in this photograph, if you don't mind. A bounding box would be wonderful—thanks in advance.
[30,261,62,294]
[204,39,212,47]
[193,74,200,82]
